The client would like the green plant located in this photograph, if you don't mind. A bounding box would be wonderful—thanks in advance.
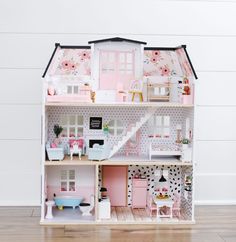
[181,138,190,144]
[103,123,109,131]
[53,124,63,138]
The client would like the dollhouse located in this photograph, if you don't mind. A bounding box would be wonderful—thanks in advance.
[41,37,197,225]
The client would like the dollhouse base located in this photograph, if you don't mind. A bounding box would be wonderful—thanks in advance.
[43,207,95,224]
[41,206,194,225]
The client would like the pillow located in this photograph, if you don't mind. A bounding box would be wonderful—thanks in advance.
[51,143,57,148]
[69,139,84,148]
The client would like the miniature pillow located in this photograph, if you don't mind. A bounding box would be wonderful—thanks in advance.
[69,139,84,148]
[69,139,76,148]
[51,143,57,148]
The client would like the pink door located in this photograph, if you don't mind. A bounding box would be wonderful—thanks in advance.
[99,51,134,90]
[102,166,127,206]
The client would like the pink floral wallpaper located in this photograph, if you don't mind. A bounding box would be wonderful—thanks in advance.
[143,49,193,78]
[175,48,193,77]
[54,49,91,76]
[143,50,178,77]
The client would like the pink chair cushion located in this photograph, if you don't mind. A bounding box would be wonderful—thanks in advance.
[51,143,57,148]
[69,139,84,148]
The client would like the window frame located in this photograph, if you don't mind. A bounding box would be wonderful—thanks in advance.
[108,119,124,136]
[148,115,170,138]
[60,169,76,192]
[60,114,84,139]
[67,85,80,94]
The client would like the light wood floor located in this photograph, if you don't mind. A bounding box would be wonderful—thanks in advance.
[0,206,236,242]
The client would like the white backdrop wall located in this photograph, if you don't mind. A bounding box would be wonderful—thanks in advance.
[0,0,236,205]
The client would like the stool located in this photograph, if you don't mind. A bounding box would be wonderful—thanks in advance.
[45,200,55,219]
[129,91,143,102]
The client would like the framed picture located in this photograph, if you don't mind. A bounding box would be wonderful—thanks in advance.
[89,117,102,130]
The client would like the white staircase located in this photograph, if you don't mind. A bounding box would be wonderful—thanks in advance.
[109,107,156,158]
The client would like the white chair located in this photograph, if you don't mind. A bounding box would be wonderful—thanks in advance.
[70,143,82,160]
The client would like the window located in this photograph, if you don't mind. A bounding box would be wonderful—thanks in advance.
[148,116,170,138]
[99,50,134,90]
[100,52,115,74]
[60,170,75,192]
[118,52,133,75]
[67,85,79,94]
[60,115,83,139]
[108,119,124,136]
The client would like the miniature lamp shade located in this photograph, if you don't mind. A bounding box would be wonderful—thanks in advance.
[100,187,108,199]
[100,187,107,192]
[155,174,170,199]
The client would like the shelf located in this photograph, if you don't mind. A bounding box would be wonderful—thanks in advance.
[44,155,192,166]
[45,102,194,108]
[148,97,169,100]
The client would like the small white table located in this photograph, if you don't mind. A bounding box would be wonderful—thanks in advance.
[153,197,174,220]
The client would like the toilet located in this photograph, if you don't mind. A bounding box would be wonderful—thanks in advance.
[79,195,95,216]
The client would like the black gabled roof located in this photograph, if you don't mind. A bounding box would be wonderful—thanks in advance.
[88,37,147,45]
[144,45,198,79]
[144,45,186,51]
[42,43,91,78]
[42,43,60,78]
[60,45,91,49]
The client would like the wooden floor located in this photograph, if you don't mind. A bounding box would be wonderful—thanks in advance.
[0,206,236,242]
[109,207,186,223]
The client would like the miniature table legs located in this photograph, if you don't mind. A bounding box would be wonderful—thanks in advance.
[130,92,143,102]
[70,148,82,160]
[45,200,55,219]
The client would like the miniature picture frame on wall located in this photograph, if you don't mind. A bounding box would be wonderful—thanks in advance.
[89,117,102,130]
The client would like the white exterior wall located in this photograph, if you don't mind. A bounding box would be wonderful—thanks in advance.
[0,0,236,205]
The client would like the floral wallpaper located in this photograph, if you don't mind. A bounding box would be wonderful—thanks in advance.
[54,49,91,76]
[175,48,193,77]
[143,50,178,77]
[143,49,194,78]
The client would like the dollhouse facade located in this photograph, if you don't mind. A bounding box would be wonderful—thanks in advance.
[41,37,197,225]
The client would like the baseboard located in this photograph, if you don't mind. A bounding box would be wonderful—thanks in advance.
[195,200,236,205]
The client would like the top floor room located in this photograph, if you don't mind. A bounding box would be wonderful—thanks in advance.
[42,37,197,105]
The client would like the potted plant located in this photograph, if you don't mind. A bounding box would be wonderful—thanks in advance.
[53,124,63,145]
[103,123,109,136]
[181,138,190,150]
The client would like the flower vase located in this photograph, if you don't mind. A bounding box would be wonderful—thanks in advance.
[103,129,109,137]
[182,95,193,105]
[182,144,188,150]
